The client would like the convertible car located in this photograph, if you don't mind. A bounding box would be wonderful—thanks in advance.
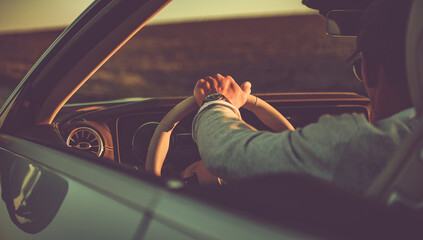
[1,0,423,239]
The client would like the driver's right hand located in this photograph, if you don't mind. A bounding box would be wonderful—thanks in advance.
[193,74,252,109]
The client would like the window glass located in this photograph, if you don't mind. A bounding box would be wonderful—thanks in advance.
[0,0,93,107]
[68,0,365,104]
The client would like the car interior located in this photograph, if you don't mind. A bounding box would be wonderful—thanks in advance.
[38,0,372,181]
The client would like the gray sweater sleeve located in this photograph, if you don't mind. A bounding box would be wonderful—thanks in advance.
[192,104,363,181]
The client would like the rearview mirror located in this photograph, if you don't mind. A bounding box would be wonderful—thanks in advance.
[326,10,363,37]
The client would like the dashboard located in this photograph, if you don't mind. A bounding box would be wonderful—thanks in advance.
[55,92,371,178]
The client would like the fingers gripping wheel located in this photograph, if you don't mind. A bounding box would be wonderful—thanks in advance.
[145,95,294,177]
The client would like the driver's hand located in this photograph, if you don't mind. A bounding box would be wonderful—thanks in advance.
[194,74,251,109]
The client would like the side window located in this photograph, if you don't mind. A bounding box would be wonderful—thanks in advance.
[0,1,92,108]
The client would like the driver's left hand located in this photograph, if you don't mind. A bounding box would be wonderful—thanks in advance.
[180,161,221,185]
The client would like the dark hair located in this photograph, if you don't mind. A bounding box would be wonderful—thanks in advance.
[357,0,412,88]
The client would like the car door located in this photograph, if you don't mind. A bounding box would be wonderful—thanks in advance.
[0,134,160,240]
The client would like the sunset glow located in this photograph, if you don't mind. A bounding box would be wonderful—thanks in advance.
[0,0,315,33]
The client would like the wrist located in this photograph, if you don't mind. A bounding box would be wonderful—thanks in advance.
[197,100,241,119]
[202,93,231,105]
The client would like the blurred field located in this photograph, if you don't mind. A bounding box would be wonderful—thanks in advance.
[0,14,364,105]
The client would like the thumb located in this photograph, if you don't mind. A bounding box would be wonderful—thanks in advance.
[241,81,252,95]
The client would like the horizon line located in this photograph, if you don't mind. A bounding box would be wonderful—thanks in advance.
[0,12,319,35]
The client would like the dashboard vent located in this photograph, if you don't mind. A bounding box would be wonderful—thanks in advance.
[66,127,104,157]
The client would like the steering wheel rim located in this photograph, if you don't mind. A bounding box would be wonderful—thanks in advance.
[145,95,294,176]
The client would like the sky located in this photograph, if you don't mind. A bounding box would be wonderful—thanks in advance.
[0,0,315,33]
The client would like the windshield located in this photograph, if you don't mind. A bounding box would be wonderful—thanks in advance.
[66,0,364,104]
[0,1,365,106]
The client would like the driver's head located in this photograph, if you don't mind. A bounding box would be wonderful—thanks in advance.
[354,0,412,91]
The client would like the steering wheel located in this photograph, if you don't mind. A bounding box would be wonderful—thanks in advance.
[145,95,293,177]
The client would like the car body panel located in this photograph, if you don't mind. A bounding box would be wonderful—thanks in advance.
[0,135,153,239]
[0,135,315,239]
